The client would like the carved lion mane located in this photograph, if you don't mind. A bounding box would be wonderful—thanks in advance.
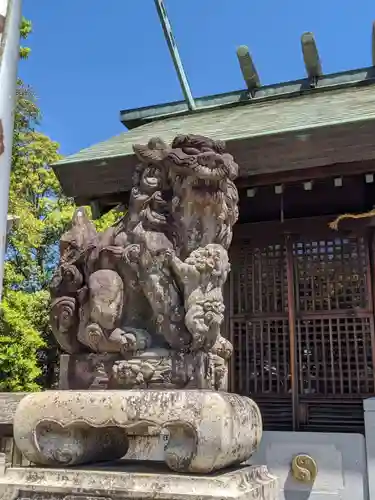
[51,135,239,375]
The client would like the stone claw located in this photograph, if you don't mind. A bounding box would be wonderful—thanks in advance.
[110,327,152,354]
[163,247,175,262]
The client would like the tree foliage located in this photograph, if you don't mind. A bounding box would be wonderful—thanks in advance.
[0,18,70,390]
[0,19,118,391]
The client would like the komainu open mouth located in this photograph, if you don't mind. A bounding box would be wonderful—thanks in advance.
[192,178,221,194]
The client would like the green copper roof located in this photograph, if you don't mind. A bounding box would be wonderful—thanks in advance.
[55,73,375,169]
[120,66,375,129]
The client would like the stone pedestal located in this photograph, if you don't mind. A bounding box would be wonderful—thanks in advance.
[0,460,278,500]
[7,389,279,499]
[13,390,261,473]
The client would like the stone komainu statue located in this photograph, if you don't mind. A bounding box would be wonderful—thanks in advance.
[50,135,239,391]
[11,135,267,480]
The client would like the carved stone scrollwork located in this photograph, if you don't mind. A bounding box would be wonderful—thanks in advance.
[13,390,262,473]
[58,350,228,392]
[35,422,129,466]
[50,296,80,354]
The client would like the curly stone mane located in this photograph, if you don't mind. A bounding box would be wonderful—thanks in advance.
[126,161,171,239]
[185,244,230,279]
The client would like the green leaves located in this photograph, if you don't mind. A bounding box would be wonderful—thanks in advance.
[0,17,71,390]
[19,17,32,60]
[7,110,74,292]
[0,16,117,391]
[0,291,45,391]
[0,73,67,389]
[0,20,117,390]
[20,17,32,40]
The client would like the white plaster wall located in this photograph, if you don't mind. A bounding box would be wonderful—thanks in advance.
[127,429,368,500]
[249,431,368,500]
[363,398,375,500]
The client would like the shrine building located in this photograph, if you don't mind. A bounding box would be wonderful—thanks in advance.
[52,31,375,435]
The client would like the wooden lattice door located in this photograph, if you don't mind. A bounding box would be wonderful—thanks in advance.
[229,235,293,429]
[293,234,375,432]
[229,223,375,432]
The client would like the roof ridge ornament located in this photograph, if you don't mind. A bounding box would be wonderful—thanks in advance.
[301,31,322,88]
[236,45,260,97]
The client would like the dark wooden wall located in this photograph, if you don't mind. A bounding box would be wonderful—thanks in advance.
[228,175,375,433]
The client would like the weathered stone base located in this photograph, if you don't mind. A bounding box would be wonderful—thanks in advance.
[13,390,262,473]
[59,350,228,391]
[0,461,279,500]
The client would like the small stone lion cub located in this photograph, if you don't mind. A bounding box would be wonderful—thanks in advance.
[166,243,230,351]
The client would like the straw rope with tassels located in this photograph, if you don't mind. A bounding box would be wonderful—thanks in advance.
[329,209,375,230]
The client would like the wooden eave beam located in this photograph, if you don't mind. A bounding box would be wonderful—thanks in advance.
[232,215,374,241]
[236,159,375,189]
[72,159,375,214]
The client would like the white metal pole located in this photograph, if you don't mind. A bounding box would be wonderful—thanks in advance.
[0,0,22,301]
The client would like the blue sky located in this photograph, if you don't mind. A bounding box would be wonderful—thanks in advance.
[21,0,375,157]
